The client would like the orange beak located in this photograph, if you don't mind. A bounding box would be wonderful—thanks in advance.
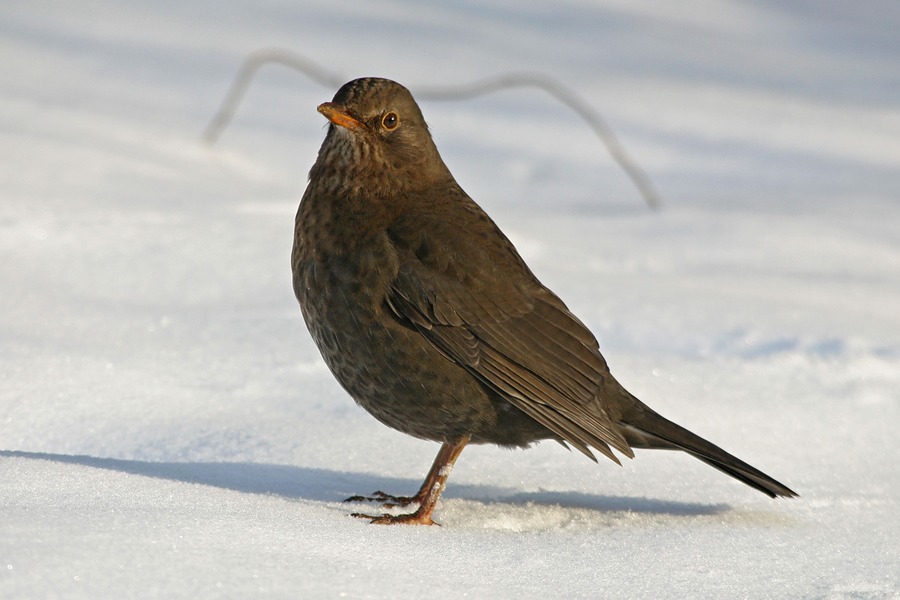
[317,102,363,130]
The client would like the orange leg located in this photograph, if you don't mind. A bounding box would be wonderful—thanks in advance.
[349,435,470,525]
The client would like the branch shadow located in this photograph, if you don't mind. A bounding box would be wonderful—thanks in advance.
[1,449,729,517]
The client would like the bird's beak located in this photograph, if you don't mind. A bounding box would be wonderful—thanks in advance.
[317,102,363,130]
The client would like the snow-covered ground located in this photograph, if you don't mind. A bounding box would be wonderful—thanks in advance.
[2,1,899,598]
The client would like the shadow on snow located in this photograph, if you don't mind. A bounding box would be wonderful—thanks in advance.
[1,449,730,517]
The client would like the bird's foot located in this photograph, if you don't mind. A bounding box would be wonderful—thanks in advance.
[343,490,419,509]
[350,511,438,526]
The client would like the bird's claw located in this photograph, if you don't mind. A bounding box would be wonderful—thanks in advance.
[350,511,438,526]
[343,490,418,508]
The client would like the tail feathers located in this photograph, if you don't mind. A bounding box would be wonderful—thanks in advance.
[620,408,798,499]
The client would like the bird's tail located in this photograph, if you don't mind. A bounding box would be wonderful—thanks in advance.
[618,396,798,498]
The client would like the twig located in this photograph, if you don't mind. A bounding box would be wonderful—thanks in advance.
[203,48,661,210]
[202,48,345,144]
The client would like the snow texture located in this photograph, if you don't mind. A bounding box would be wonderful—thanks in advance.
[2,0,899,598]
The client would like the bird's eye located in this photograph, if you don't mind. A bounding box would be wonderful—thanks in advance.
[381,111,399,131]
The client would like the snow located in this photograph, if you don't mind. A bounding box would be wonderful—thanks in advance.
[2,0,899,598]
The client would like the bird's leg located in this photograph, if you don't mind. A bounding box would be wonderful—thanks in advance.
[350,435,469,525]
[344,436,468,508]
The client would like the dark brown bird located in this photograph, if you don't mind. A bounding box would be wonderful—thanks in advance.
[292,77,796,525]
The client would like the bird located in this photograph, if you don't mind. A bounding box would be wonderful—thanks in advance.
[291,77,797,525]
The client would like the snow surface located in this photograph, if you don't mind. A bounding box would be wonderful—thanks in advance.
[2,0,899,598]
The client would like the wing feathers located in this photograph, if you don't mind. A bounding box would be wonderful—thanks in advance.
[386,204,633,463]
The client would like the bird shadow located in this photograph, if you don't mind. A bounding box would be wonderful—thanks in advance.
[1,449,728,517]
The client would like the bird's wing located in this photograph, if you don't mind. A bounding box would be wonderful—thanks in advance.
[386,198,633,463]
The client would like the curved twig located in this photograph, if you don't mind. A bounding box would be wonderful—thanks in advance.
[202,48,345,144]
[416,74,661,210]
[203,48,661,209]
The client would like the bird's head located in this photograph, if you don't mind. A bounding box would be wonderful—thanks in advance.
[312,78,449,195]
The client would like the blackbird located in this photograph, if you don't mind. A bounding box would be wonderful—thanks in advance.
[292,77,796,525]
